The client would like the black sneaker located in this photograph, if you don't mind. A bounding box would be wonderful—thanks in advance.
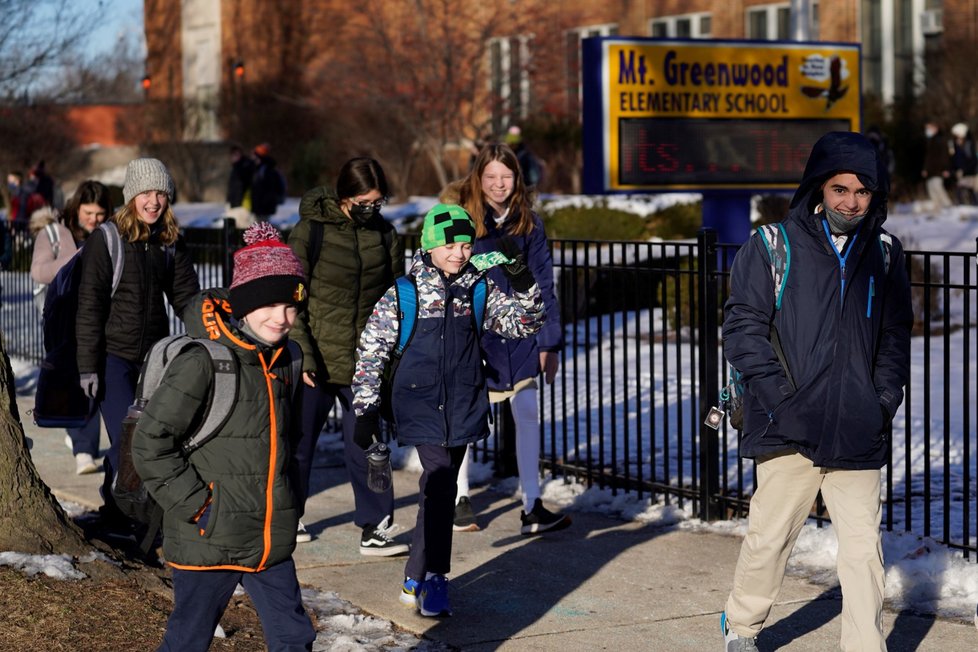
[520,498,571,535]
[453,496,480,532]
[360,516,410,556]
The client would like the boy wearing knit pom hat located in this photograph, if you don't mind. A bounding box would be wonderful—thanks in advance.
[132,222,315,650]
[351,203,545,617]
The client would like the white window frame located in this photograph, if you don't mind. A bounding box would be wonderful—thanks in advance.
[488,34,533,131]
[649,12,712,39]
[746,2,791,41]
[565,23,618,120]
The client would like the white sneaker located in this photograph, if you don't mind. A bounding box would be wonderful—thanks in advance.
[295,521,312,543]
[75,453,99,475]
[64,434,73,451]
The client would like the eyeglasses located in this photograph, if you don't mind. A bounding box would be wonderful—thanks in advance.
[352,198,387,210]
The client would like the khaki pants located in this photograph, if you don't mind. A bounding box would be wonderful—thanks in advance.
[725,451,885,651]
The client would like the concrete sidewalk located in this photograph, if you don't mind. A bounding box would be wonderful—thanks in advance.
[20,395,977,651]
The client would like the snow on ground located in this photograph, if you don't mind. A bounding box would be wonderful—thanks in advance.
[4,198,978,644]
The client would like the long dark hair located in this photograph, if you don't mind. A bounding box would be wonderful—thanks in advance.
[61,180,112,242]
[336,157,390,201]
[457,143,534,238]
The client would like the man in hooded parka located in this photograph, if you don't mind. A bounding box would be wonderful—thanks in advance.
[719,132,913,652]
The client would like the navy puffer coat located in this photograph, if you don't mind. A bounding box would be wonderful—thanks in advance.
[472,206,563,390]
[722,131,913,469]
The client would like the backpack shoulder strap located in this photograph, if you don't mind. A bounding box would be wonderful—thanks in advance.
[306,220,324,269]
[472,276,488,335]
[393,275,418,356]
[286,339,303,401]
[757,223,790,310]
[44,223,60,259]
[137,334,239,452]
[878,232,893,275]
[183,339,238,451]
[99,222,126,297]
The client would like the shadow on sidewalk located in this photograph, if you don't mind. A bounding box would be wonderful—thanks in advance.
[420,493,675,650]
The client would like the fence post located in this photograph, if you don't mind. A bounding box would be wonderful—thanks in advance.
[697,228,722,520]
[222,217,235,287]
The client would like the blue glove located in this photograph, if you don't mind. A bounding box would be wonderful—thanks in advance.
[79,372,99,399]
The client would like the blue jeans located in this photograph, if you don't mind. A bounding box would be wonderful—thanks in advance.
[67,414,101,458]
[96,353,140,513]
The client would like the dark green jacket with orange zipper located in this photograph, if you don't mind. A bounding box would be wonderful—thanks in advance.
[132,289,302,571]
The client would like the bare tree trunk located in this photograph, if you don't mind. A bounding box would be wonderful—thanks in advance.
[0,340,89,555]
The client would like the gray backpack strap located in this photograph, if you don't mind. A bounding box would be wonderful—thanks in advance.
[183,339,238,452]
[44,223,60,259]
[757,223,790,310]
[100,222,126,297]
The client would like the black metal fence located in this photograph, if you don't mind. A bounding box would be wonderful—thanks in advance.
[3,219,976,559]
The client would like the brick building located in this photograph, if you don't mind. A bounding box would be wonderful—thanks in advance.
[138,0,967,194]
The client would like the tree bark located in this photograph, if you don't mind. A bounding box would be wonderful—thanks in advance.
[0,340,90,556]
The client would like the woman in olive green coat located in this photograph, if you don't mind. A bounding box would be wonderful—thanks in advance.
[287,157,407,554]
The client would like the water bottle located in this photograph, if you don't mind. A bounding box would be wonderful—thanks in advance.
[365,441,392,493]
[115,398,148,495]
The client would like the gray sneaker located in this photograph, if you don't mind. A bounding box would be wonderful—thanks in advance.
[721,612,758,651]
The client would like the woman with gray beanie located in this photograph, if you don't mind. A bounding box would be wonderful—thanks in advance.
[75,157,200,529]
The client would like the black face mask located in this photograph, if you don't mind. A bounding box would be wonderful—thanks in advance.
[349,203,379,225]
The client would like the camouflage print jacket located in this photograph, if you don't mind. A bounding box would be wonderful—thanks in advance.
[353,250,545,447]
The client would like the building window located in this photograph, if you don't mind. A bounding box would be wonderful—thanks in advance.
[649,13,712,39]
[565,23,618,120]
[489,35,533,136]
[746,3,790,40]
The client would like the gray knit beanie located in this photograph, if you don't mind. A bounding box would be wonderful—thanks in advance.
[123,158,175,204]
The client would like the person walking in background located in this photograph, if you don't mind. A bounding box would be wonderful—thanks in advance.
[720,131,913,651]
[503,125,543,188]
[287,157,406,552]
[921,120,953,211]
[251,143,286,221]
[949,122,978,205]
[351,203,545,617]
[226,144,255,210]
[452,143,569,535]
[30,161,55,208]
[132,222,315,652]
[30,180,112,475]
[75,158,200,529]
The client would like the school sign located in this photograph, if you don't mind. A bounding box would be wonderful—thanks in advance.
[581,38,862,193]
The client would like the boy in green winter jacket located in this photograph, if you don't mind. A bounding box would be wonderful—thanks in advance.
[132,222,315,652]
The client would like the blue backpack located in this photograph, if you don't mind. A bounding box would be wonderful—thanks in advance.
[378,274,488,423]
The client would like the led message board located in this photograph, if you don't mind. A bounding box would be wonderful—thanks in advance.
[581,38,861,193]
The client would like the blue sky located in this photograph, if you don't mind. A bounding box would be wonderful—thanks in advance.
[85,0,144,61]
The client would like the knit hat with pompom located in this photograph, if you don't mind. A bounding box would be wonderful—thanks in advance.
[229,222,307,318]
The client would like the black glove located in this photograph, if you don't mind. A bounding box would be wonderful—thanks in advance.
[497,236,535,292]
[354,411,381,450]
